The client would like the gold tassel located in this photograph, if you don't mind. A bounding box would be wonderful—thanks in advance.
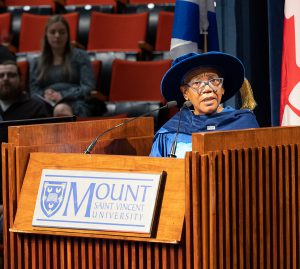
[239,78,257,110]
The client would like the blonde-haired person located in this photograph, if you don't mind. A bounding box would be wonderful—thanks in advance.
[150,52,259,158]
[30,15,97,117]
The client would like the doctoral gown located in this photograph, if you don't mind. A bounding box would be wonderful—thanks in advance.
[150,106,259,158]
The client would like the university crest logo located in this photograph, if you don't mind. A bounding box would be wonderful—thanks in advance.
[41,181,67,217]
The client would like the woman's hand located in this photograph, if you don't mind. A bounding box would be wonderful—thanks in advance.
[44,88,63,103]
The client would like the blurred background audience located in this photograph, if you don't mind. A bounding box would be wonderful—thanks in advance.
[29,15,97,117]
[0,60,50,120]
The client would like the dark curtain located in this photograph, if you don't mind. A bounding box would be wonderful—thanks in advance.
[267,0,285,126]
[235,1,271,127]
[217,0,285,127]
[216,1,239,109]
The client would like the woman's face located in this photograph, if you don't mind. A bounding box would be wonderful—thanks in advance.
[180,68,224,115]
[46,21,68,50]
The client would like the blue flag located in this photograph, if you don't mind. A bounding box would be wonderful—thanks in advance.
[170,0,219,59]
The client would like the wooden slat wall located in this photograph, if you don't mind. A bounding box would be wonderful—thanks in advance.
[4,150,191,269]
[5,128,300,267]
[13,235,188,269]
[189,144,300,268]
[3,118,155,268]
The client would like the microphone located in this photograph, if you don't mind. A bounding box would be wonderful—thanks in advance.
[84,100,178,154]
[168,100,192,158]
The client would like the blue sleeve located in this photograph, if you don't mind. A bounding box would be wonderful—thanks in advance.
[150,132,174,157]
[149,134,165,157]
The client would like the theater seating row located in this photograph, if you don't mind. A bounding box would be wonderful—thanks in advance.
[17,58,173,119]
[0,11,174,57]
[0,0,175,9]
[1,1,177,123]
[17,57,171,101]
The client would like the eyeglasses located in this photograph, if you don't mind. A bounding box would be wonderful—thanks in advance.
[0,72,18,79]
[185,77,224,95]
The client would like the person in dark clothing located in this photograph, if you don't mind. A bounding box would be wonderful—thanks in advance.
[0,60,51,120]
[0,60,50,242]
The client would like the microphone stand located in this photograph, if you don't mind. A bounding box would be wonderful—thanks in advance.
[84,100,177,154]
[168,101,192,158]
[168,109,183,158]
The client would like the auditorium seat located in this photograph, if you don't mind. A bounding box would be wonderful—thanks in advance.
[64,0,115,8]
[5,0,54,48]
[16,60,29,91]
[155,11,173,51]
[87,59,108,116]
[122,1,175,18]
[4,0,55,7]
[86,12,148,97]
[90,59,102,93]
[0,12,11,45]
[128,0,175,4]
[87,12,148,52]
[140,11,174,60]
[64,0,115,47]
[122,6,174,55]
[88,51,139,97]
[109,58,171,102]
[104,58,171,127]
[18,12,79,53]
[121,0,175,13]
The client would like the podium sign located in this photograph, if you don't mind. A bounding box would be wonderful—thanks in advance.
[32,169,162,234]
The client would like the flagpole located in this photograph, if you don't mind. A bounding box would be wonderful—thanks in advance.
[203,31,208,53]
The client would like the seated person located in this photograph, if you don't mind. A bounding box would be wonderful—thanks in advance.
[150,51,260,158]
[29,15,96,117]
[0,60,50,243]
[0,60,50,120]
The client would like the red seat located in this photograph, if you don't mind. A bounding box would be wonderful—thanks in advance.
[64,1,115,48]
[155,11,174,51]
[64,12,79,44]
[91,59,102,91]
[128,0,175,4]
[0,13,11,44]
[4,0,55,8]
[17,60,29,91]
[18,13,79,53]
[109,59,172,102]
[65,0,116,6]
[87,12,148,52]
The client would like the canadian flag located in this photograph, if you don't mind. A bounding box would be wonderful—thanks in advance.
[280,0,300,125]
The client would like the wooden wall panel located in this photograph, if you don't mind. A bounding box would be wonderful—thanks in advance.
[188,144,300,268]
[4,125,300,268]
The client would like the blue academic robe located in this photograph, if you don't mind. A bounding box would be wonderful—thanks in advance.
[150,106,259,158]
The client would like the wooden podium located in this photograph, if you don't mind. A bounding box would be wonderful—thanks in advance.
[3,119,300,268]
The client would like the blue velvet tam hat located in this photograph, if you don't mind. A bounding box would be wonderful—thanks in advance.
[161,51,245,107]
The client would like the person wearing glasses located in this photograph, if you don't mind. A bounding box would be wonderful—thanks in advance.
[150,51,259,158]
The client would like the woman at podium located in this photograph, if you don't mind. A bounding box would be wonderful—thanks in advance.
[150,51,259,158]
